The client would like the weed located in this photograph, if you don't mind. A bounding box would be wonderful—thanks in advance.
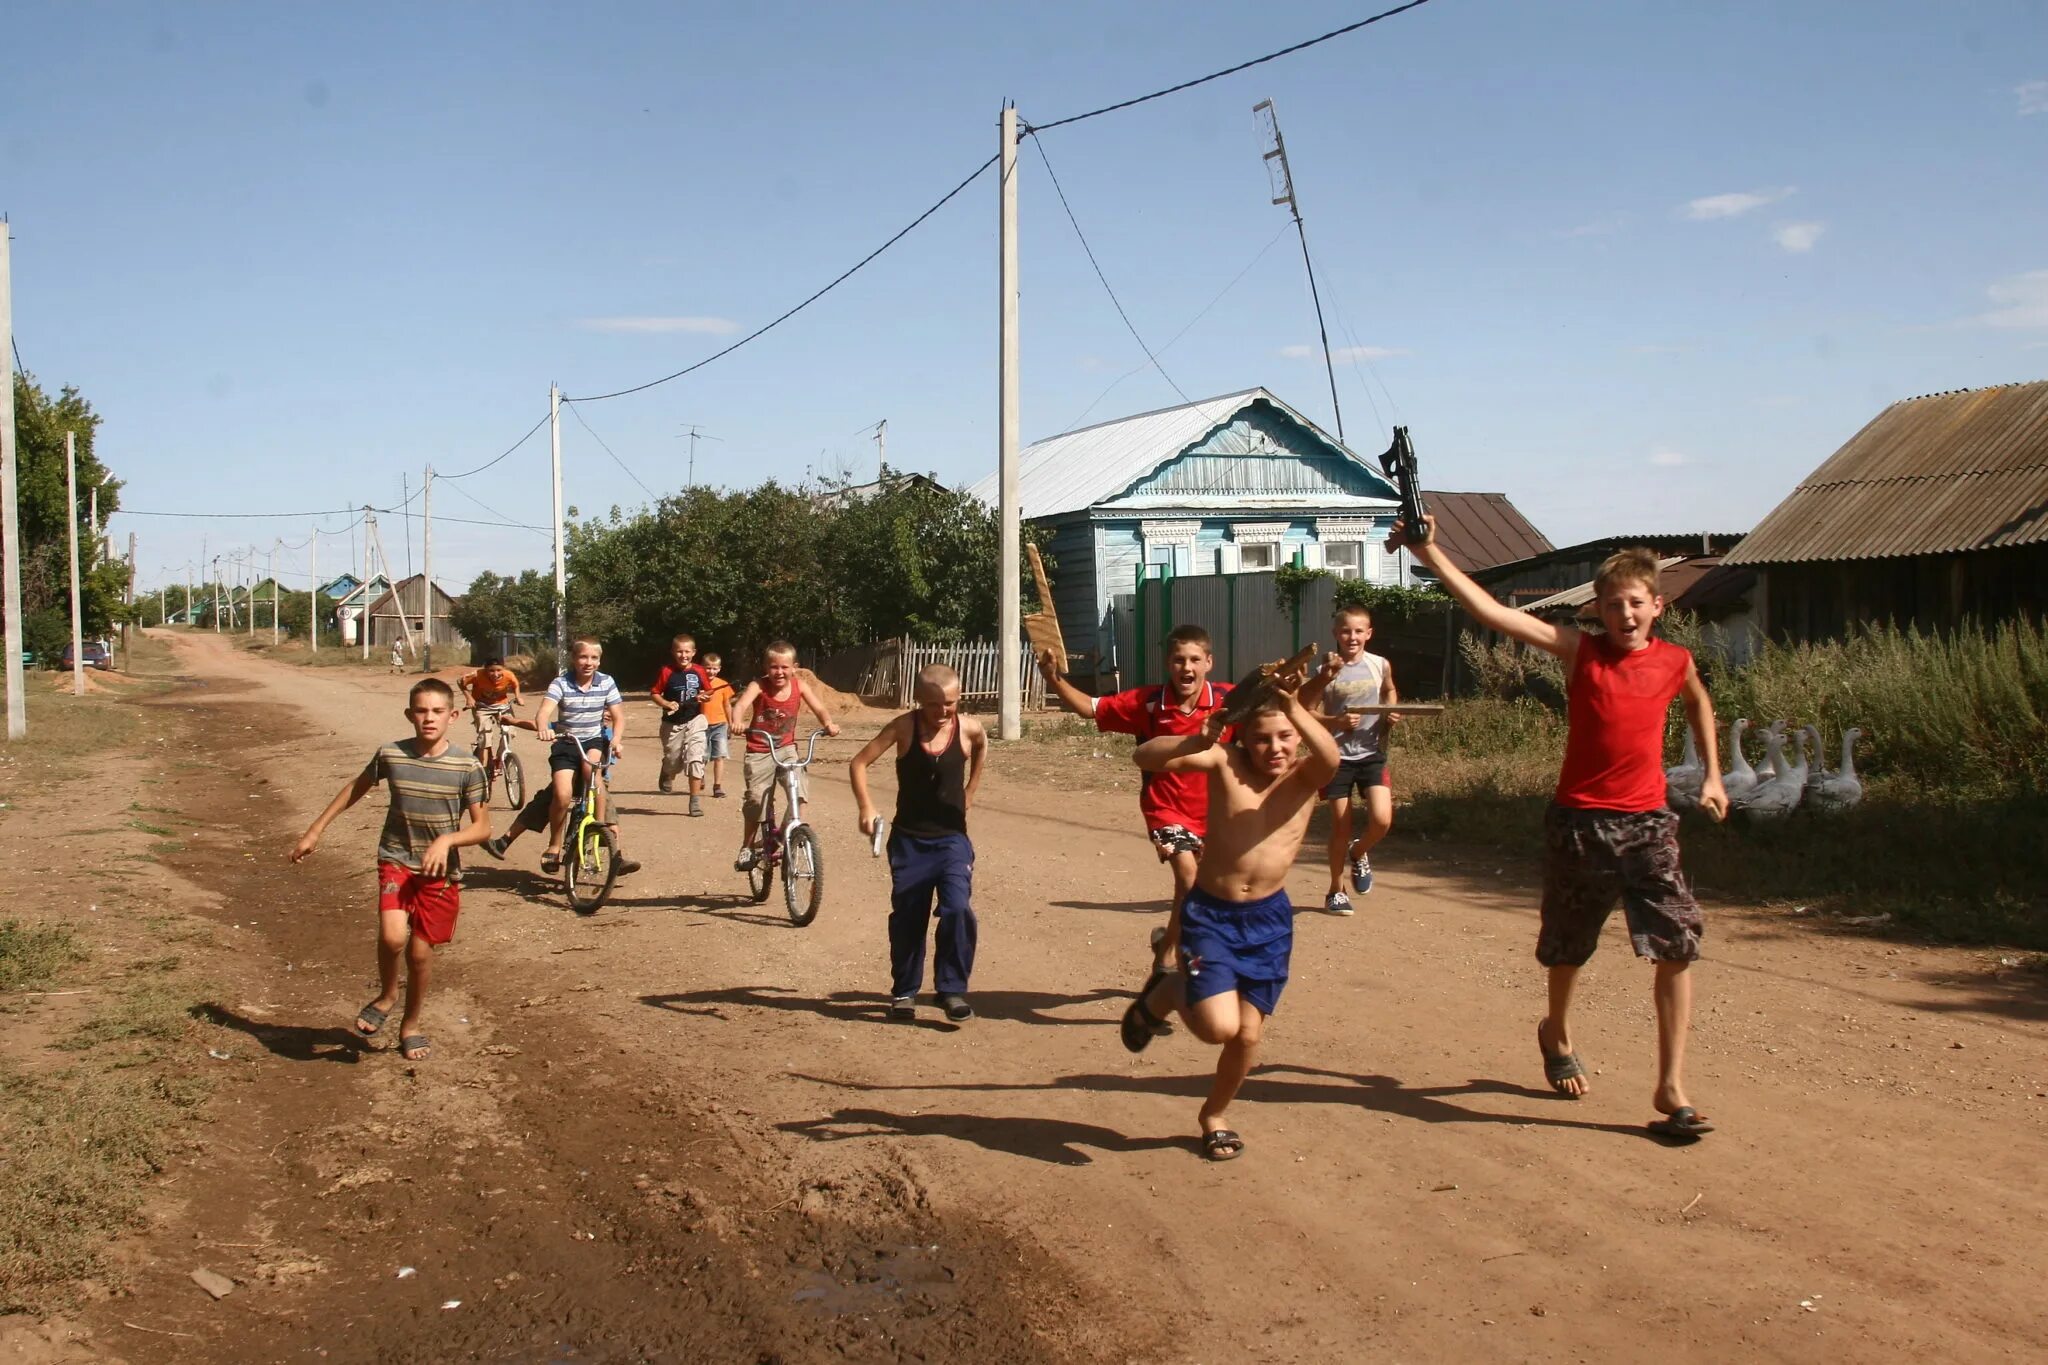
[127,819,175,838]
[58,982,199,1054]
[0,921,87,992]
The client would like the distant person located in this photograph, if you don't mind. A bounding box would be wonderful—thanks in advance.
[699,652,737,798]
[651,633,712,816]
[1394,513,1726,1142]
[288,678,490,1063]
[730,642,840,871]
[485,636,642,879]
[849,664,989,1022]
[1310,604,1399,915]
[1118,660,1338,1161]
[388,638,405,674]
[1039,626,1232,974]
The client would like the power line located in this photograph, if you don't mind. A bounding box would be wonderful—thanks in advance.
[562,400,659,499]
[437,409,552,481]
[1029,0,1440,134]
[1027,130,1189,406]
[565,153,1001,403]
[436,474,542,532]
[115,507,359,520]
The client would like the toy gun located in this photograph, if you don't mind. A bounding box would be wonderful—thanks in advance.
[1217,645,1321,728]
[1377,426,1428,542]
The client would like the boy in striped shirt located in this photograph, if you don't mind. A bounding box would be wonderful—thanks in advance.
[486,636,641,877]
[289,678,490,1062]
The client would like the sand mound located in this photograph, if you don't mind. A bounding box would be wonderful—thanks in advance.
[796,668,861,714]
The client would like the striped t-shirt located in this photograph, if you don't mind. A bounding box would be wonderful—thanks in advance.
[364,739,488,876]
[547,670,623,742]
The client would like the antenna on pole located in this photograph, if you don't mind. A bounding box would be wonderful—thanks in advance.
[1253,98,1344,444]
[675,423,722,490]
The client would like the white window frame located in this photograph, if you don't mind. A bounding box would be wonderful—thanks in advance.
[1238,543,1277,571]
[1323,541,1364,578]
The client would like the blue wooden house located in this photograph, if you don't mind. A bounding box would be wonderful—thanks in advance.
[970,388,1403,681]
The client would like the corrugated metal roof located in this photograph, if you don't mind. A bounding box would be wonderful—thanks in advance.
[1421,491,1553,572]
[1725,380,2048,565]
[966,387,1391,519]
[1517,556,1756,617]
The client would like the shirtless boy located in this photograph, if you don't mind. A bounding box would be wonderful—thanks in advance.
[1120,663,1339,1161]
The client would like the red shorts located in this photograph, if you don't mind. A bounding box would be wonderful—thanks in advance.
[377,861,461,945]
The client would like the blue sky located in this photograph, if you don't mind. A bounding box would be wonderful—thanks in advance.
[6,0,2045,594]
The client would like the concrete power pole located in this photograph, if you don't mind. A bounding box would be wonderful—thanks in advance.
[270,539,280,646]
[124,532,135,663]
[1,219,26,739]
[874,419,887,482]
[246,548,255,635]
[550,383,566,664]
[997,103,1022,741]
[65,432,84,696]
[421,465,433,671]
[309,527,318,653]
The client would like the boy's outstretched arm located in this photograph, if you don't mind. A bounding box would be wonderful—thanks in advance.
[1135,712,1227,774]
[1036,650,1099,720]
[1681,660,1727,821]
[848,716,905,836]
[288,764,379,862]
[801,688,840,737]
[1392,515,1579,664]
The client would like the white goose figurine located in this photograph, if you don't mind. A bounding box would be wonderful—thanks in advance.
[1735,727,1806,819]
[1813,726,1865,812]
[1721,718,1759,805]
[1666,727,1704,812]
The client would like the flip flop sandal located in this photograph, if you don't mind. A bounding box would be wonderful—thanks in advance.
[540,851,562,873]
[354,1002,389,1037]
[1201,1129,1244,1162]
[1120,968,1174,1054]
[399,1035,432,1062]
[1647,1106,1715,1141]
[1538,1024,1587,1098]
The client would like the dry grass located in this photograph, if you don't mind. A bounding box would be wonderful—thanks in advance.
[0,921,87,993]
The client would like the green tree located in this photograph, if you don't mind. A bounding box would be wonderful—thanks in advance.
[8,374,119,618]
[450,569,556,648]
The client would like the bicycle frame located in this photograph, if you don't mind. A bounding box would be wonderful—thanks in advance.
[749,729,826,861]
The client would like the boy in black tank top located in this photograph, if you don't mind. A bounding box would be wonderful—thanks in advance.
[850,664,989,1022]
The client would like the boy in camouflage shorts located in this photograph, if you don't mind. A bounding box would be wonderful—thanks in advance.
[1397,516,1728,1141]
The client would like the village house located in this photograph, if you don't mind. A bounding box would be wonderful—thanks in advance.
[363,574,465,652]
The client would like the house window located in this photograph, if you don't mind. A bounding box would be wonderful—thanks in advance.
[1146,543,1190,576]
[1323,542,1363,578]
[1239,543,1276,571]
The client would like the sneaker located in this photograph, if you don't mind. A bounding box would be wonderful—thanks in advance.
[688,795,703,818]
[1350,850,1374,895]
[939,993,974,1022]
[889,995,916,1020]
[712,786,727,798]
[1322,890,1355,917]
[734,848,757,872]
[658,781,673,795]
[615,857,642,877]
[482,834,509,861]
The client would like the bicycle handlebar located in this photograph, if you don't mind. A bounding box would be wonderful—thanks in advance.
[747,727,829,768]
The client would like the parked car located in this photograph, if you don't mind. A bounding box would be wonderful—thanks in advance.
[60,640,113,671]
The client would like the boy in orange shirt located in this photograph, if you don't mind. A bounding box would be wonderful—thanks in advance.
[699,651,737,799]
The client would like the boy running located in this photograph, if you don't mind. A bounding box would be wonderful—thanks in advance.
[849,665,989,1022]
[1311,604,1399,915]
[288,678,489,1062]
[1039,626,1231,970]
[650,633,711,816]
[700,652,736,798]
[1119,662,1338,1160]
[1395,514,1726,1141]
[485,636,641,878]
[731,641,839,871]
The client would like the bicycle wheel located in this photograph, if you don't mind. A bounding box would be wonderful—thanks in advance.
[747,840,774,904]
[475,744,496,805]
[502,752,526,810]
[782,825,823,926]
[565,822,618,916]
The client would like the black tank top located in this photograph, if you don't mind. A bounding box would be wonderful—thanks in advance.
[894,711,967,838]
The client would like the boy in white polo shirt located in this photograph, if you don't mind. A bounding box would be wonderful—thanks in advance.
[485,636,641,878]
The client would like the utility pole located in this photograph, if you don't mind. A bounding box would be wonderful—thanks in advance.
[246,547,255,636]
[124,532,135,663]
[361,510,377,660]
[676,423,721,490]
[1,218,26,739]
[184,562,193,626]
[997,102,1022,741]
[65,432,84,696]
[309,527,318,653]
[366,512,416,661]
[874,419,887,481]
[213,556,222,630]
[550,383,566,664]
[421,465,433,671]
[270,539,280,646]
[1254,99,1344,443]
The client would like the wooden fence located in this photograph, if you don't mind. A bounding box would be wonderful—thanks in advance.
[856,637,1048,710]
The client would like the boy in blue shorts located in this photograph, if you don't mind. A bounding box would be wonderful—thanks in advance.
[1119,662,1338,1161]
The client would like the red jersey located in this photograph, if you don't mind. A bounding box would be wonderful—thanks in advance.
[650,663,711,720]
[1094,681,1233,833]
[1554,635,1691,812]
[746,676,804,753]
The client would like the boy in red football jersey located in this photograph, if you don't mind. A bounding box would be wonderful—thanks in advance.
[1395,514,1727,1141]
[1040,625,1231,971]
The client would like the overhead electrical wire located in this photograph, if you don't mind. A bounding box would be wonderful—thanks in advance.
[562,400,659,499]
[436,409,552,481]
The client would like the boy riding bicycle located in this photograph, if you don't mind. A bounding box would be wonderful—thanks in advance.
[485,636,641,879]
[730,640,839,871]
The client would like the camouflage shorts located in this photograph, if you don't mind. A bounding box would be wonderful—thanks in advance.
[1538,805,1702,966]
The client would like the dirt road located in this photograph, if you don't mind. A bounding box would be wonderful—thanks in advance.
[41,632,2048,1361]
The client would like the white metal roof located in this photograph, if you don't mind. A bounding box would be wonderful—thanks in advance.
[966,387,1385,519]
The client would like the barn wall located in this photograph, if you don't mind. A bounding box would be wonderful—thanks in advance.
[1761,543,2048,641]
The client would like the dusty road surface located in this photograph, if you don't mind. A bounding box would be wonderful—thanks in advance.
[19,630,2047,1362]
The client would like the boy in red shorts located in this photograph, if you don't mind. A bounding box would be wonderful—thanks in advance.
[289,677,490,1063]
[1395,514,1727,1141]
[1040,625,1231,971]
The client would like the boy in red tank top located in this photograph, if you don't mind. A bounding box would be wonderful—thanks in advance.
[1398,516,1728,1141]
[729,641,839,871]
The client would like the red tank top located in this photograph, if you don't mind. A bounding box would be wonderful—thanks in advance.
[1554,636,1691,812]
[747,677,803,753]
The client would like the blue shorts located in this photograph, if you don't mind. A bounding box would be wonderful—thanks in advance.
[1177,884,1293,1016]
[705,722,730,760]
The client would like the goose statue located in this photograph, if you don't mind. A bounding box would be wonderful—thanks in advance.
[1734,726,1806,819]
[1721,718,1759,805]
[1666,727,1704,812]
[1813,726,1865,812]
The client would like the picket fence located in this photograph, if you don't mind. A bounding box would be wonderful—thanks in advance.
[857,637,1048,710]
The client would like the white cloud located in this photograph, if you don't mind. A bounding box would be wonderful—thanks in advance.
[1682,187,1796,220]
[1971,270,2048,328]
[1774,221,1826,253]
[1649,448,1690,468]
[574,316,739,335]
[1280,343,1407,362]
[2018,80,2048,115]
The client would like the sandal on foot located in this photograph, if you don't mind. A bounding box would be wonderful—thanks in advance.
[1201,1128,1244,1161]
[354,1002,389,1037]
[399,1035,432,1062]
[1120,969,1173,1053]
[1538,1023,1587,1098]
[540,851,562,873]
[1647,1106,1714,1140]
